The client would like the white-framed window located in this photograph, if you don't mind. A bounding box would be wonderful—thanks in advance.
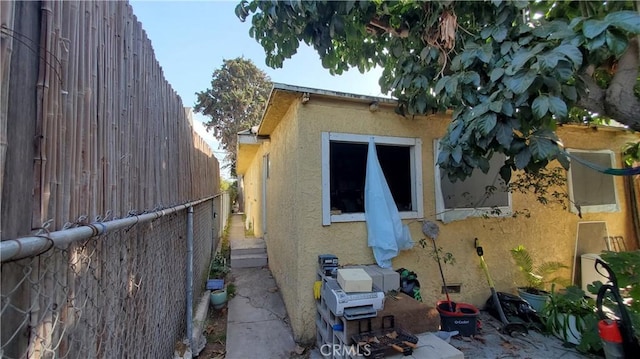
[321,132,424,225]
[567,149,619,214]
[434,140,512,223]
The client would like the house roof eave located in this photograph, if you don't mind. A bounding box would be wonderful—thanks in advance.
[256,83,399,136]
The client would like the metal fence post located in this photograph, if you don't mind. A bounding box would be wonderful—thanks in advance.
[186,205,194,357]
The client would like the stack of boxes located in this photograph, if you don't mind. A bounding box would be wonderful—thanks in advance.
[315,255,400,359]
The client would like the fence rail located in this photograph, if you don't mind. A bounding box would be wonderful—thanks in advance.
[1,197,214,263]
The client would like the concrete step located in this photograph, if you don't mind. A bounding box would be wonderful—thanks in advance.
[230,253,268,268]
[232,247,266,256]
[230,238,266,256]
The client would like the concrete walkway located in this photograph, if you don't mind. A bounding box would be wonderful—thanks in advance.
[225,214,297,359]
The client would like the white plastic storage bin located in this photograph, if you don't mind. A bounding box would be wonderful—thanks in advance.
[581,253,609,297]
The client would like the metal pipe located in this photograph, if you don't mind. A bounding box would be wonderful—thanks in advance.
[186,205,194,357]
[211,198,216,256]
[0,195,219,262]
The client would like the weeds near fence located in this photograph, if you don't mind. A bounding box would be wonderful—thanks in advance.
[200,214,234,358]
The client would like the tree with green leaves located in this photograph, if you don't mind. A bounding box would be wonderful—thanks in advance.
[195,57,272,177]
[236,0,640,182]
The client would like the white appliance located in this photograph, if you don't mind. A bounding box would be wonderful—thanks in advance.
[322,277,385,320]
[580,253,609,297]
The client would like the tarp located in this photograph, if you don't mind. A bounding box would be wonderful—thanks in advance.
[364,138,413,268]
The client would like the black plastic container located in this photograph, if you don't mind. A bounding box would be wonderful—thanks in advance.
[436,300,479,336]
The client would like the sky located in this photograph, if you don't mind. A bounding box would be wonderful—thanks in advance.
[129,0,386,178]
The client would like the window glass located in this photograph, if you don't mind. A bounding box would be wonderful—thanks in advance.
[322,133,423,225]
[435,140,511,222]
[330,142,412,213]
[568,150,618,213]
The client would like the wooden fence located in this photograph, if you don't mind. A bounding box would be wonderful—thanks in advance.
[1,1,221,357]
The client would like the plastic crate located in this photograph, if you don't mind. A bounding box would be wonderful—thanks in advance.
[206,279,224,290]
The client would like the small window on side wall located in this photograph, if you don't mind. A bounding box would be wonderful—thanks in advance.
[434,140,511,223]
[321,132,423,225]
[567,149,619,214]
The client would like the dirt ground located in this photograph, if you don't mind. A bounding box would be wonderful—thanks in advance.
[196,302,228,359]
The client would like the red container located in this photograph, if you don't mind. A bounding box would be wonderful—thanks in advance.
[598,319,624,359]
[436,300,480,336]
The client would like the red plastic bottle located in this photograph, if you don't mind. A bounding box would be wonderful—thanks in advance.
[598,319,624,359]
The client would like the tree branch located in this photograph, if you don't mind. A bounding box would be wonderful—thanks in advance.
[577,67,606,115]
[366,18,409,37]
[604,37,640,131]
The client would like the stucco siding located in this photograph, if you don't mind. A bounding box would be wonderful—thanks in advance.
[241,148,264,238]
[239,91,640,344]
[261,101,306,340]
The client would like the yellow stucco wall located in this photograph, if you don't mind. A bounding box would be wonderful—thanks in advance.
[239,95,640,343]
[240,99,306,339]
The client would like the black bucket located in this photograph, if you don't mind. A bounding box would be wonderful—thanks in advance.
[436,300,479,336]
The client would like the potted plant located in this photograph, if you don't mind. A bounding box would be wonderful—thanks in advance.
[510,245,568,312]
[541,285,598,348]
[207,252,230,309]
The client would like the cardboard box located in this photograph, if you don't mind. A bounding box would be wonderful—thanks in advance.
[337,268,372,292]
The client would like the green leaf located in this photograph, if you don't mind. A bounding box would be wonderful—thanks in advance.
[499,164,512,184]
[445,77,458,96]
[542,76,561,94]
[481,26,494,40]
[548,96,568,119]
[450,55,462,71]
[462,89,478,104]
[420,46,430,60]
[514,148,531,169]
[416,96,427,113]
[568,16,584,30]
[437,148,451,164]
[452,145,463,163]
[392,43,404,57]
[345,0,356,12]
[462,71,481,86]
[490,67,505,82]
[605,11,640,33]
[530,136,556,160]
[448,121,463,145]
[493,26,508,42]
[495,121,513,147]
[435,76,449,94]
[532,95,550,119]
[555,44,583,68]
[477,43,494,63]
[511,49,534,69]
[477,156,490,173]
[470,102,490,117]
[554,62,574,81]
[582,19,610,39]
[557,152,570,170]
[489,99,503,113]
[538,52,564,69]
[585,33,606,51]
[501,42,512,55]
[605,29,628,56]
[477,113,497,135]
[501,101,514,116]
[504,70,537,94]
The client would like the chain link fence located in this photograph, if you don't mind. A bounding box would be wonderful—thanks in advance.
[1,199,219,359]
